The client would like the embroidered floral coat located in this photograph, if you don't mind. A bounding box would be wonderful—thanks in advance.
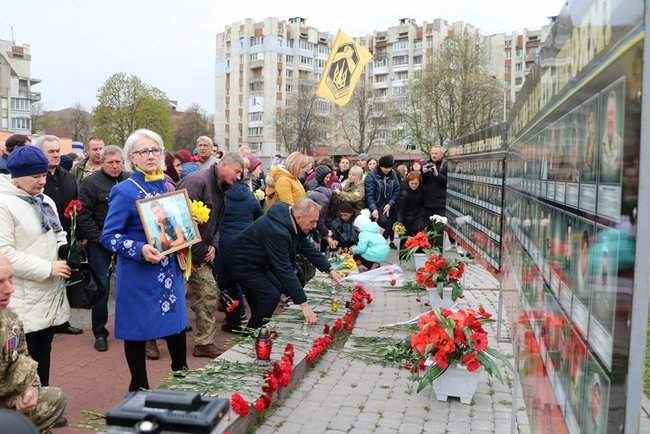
[100,171,187,340]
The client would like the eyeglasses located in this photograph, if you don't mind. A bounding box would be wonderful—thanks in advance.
[132,148,162,157]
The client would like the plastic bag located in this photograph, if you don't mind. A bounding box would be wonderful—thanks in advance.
[343,264,403,286]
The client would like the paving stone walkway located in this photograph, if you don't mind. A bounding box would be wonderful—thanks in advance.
[256,262,528,434]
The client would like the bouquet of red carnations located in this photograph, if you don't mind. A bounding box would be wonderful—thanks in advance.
[410,307,510,392]
[415,253,465,301]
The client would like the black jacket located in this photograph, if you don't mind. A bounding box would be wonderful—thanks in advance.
[330,217,359,248]
[178,164,226,264]
[421,159,447,212]
[364,168,401,212]
[44,166,78,234]
[397,187,427,235]
[77,169,129,242]
[224,203,331,304]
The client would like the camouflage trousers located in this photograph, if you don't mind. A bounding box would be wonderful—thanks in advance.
[5,386,67,433]
[186,264,219,346]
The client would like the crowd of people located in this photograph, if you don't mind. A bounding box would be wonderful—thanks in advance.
[0,129,447,432]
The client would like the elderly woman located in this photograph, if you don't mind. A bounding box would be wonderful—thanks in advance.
[101,129,188,392]
[269,151,310,205]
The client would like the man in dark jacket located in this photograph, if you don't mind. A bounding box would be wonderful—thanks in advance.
[0,134,31,174]
[178,153,244,358]
[77,145,128,351]
[223,199,343,328]
[421,145,448,219]
[365,155,401,244]
[36,135,82,336]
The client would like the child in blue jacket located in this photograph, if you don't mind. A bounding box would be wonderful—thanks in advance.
[352,209,390,270]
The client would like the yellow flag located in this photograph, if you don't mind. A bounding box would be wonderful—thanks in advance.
[316,30,373,107]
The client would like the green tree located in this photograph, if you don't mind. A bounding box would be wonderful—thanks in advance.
[92,73,172,148]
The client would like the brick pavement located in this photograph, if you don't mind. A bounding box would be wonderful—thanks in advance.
[50,305,235,434]
[256,261,529,434]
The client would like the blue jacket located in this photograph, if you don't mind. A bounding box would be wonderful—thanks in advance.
[218,181,262,252]
[100,171,188,340]
[352,222,390,263]
[223,203,331,304]
[364,168,401,212]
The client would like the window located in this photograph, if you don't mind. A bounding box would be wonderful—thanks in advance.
[250,36,264,46]
[392,55,409,66]
[286,55,294,64]
[374,57,388,68]
[516,63,522,72]
[516,48,522,58]
[248,112,263,122]
[515,77,523,85]
[299,56,312,65]
[11,117,30,130]
[18,80,28,96]
[394,71,408,81]
[287,39,294,48]
[286,84,293,92]
[248,127,263,136]
[315,59,325,68]
[374,88,387,97]
[239,37,245,49]
[10,98,30,111]
[249,52,264,62]
[413,55,422,64]
[298,39,312,50]
[393,39,408,50]
[392,86,406,96]
[375,74,387,83]
[285,69,293,78]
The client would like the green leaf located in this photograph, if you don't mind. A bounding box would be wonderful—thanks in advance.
[451,283,463,301]
[417,365,447,393]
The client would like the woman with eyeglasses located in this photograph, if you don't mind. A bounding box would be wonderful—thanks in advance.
[100,129,188,392]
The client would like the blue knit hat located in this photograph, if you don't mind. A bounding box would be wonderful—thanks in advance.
[7,145,49,178]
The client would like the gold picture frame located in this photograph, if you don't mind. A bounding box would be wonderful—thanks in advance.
[135,189,202,256]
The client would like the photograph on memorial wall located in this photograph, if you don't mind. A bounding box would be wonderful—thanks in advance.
[579,94,600,185]
[569,216,594,337]
[582,352,610,434]
[565,325,588,434]
[597,77,625,220]
[587,225,619,369]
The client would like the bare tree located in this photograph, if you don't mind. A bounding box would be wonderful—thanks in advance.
[403,30,504,152]
[335,77,392,154]
[69,103,91,142]
[172,103,213,149]
[276,81,332,155]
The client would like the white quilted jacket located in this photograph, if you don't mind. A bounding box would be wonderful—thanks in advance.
[0,174,69,333]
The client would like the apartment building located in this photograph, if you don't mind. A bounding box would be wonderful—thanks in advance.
[502,28,550,109]
[0,39,40,134]
[214,18,547,158]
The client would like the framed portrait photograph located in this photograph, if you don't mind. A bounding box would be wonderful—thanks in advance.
[136,189,202,256]
[582,352,610,434]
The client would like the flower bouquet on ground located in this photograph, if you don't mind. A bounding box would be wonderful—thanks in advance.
[399,231,433,262]
[415,253,465,302]
[410,307,510,393]
[428,214,447,249]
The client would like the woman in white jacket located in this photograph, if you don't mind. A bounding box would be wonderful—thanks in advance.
[0,146,71,386]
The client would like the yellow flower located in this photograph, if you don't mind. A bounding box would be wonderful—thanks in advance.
[393,222,407,237]
[190,200,211,224]
[254,189,266,201]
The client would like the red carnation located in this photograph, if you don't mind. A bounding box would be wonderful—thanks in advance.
[255,396,268,413]
[323,324,330,335]
[230,393,250,416]
[262,374,278,394]
[225,299,240,314]
[462,352,482,372]
[471,331,488,352]
[434,350,449,369]
[64,199,84,220]
[478,306,492,319]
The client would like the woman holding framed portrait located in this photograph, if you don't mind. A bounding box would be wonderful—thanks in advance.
[100,129,189,392]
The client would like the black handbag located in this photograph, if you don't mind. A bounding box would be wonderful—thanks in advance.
[66,261,100,309]
[295,254,316,287]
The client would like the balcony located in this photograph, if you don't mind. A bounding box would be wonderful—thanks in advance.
[249,59,264,69]
[29,92,41,102]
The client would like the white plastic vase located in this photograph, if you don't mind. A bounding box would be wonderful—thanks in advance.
[432,365,483,404]
[427,286,454,309]
[413,253,428,270]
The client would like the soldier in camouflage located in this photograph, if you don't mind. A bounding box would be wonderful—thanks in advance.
[0,255,67,433]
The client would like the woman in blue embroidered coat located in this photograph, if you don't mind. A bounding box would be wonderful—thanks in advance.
[101,129,188,392]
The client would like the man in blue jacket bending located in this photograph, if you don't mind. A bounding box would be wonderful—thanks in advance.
[223,198,343,328]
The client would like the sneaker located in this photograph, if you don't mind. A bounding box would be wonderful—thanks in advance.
[389,241,397,250]
[192,343,222,358]
[94,336,108,352]
[145,340,160,360]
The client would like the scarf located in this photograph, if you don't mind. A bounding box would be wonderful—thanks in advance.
[136,167,166,182]
[19,194,63,233]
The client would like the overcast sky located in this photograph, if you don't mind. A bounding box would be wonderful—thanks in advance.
[1,0,563,114]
